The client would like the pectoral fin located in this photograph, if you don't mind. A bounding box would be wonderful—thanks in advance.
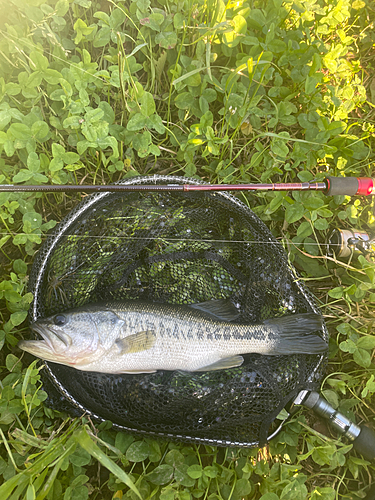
[195,355,244,371]
[115,330,156,354]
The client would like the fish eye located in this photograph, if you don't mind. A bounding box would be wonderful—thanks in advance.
[54,314,67,326]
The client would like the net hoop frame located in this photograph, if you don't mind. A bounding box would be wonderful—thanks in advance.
[28,174,328,447]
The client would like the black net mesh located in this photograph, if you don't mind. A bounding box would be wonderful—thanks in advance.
[28,175,328,447]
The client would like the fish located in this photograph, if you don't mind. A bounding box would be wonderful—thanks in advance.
[18,299,327,374]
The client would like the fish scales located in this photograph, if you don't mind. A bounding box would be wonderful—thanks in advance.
[109,300,277,348]
[116,309,273,347]
[18,299,327,374]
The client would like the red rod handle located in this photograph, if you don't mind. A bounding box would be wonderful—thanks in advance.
[325,177,374,196]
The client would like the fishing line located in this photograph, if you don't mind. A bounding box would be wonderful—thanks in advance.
[2,224,375,261]
[0,232,350,247]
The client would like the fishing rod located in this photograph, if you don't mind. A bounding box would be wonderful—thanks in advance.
[0,176,374,196]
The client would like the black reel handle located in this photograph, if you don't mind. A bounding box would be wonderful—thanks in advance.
[296,391,375,499]
[353,426,375,462]
[300,391,375,461]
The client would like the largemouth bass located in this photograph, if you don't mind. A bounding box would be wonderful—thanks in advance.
[19,299,326,374]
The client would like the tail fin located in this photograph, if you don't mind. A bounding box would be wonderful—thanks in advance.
[264,313,327,355]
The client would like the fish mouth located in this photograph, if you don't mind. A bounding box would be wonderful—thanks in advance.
[31,323,72,349]
[18,323,72,362]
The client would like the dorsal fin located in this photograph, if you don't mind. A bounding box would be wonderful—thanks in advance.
[189,299,240,322]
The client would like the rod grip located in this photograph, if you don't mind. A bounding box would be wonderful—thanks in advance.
[353,425,375,461]
[326,177,374,196]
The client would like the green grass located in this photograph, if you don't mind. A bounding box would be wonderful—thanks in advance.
[0,0,375,498]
